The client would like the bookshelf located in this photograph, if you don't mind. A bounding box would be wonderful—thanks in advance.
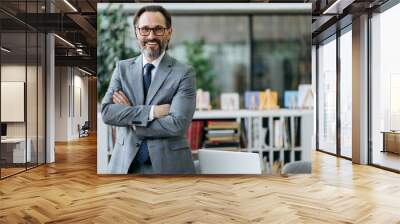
[191,109,313,173]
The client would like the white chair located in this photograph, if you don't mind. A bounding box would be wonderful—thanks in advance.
[198,149,262,174]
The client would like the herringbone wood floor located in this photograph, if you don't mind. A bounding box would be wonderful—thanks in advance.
[1,135,400,223]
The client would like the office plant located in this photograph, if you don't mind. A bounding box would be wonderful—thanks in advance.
[184,39,219,107]
[97,5,139,102]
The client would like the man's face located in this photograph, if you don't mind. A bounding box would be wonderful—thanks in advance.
[135,12,172,60]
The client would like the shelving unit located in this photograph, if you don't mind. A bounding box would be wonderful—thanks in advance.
[192,109,313,173]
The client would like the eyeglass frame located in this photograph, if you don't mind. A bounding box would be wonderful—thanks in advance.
[135,26,170,36]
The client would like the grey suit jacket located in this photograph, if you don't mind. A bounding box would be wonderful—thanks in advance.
[101,53,196,174]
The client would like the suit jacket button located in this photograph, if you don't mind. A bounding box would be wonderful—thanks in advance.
[136,143,140,147]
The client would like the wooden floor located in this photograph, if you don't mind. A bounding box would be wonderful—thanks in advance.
[0,167,26,178]
[1,135,400,223]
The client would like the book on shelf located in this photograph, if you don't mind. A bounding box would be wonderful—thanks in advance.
[202,147,242,152]
[187,120,205,150]
[203,141,240,148]
[206,135,240,142]
[207,129,235,135]
[250,117,262,148]
[207,121,240,129]
[283,117,292,148]
[274,119,283,148]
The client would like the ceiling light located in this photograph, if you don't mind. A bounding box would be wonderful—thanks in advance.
[1,47,11,53]
[78,67,93,76]
[63,0,78,12]
[322,0,355,15]
[323,0,343,15]
[54,34,75,48]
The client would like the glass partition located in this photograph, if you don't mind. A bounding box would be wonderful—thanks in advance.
[1,30,28,177]
[371,3,400,171]
[0,1,46,179]
[317,35,337,155]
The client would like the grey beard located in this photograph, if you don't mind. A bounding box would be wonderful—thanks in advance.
[141,44,167,60]
[142,47,161,59]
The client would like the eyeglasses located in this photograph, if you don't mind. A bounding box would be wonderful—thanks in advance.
[136,26,169,36]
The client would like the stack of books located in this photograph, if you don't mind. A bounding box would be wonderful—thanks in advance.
[203,120,240,149]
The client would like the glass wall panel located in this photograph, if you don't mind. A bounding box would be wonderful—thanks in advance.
[339,28,352,158]
[26,0,43,169]
[0,0,46,178]
[1,29,28,177]
[371,3,400,171]
[317,36,337,154]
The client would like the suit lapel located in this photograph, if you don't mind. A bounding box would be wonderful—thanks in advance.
[146,53,173,105]
[128,56,145,105]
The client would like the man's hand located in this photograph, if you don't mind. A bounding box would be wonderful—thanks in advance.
[154,104,170,118]
[113,90,132,106]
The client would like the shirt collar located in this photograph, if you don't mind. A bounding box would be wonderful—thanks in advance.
[142,51,166,70]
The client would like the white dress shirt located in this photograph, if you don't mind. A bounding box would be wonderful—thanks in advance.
[142,51,166,121]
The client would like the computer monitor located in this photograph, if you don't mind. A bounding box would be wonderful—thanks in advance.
[1,123,7,137]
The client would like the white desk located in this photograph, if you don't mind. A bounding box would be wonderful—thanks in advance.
[1,138,32,163]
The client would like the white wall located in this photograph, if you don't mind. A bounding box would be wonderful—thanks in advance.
[2,63,46,164]
[54,67,89,141]
[55,67,68,141]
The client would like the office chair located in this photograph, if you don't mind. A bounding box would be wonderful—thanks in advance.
[79,121,90,138]
[281,161,312,174]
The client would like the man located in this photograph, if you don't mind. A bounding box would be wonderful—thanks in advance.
[101,5,196,174]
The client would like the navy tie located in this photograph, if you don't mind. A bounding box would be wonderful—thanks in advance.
[135,63,155,165]
[143,63,154,97]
